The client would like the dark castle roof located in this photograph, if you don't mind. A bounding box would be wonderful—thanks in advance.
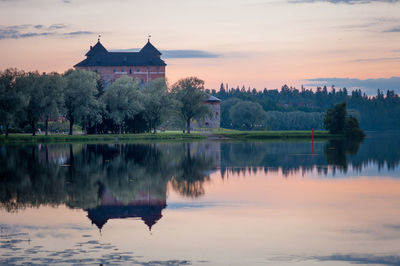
[140,41,162,56]
[75,40,166,67]
[87,204,166,231]
[85,40,107,57]
[206,94,221,102]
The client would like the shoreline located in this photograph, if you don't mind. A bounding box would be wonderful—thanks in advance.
[0,130,335,144]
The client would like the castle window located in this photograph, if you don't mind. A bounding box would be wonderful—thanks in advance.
[137,69,140,72]
[113,69,116,73]
[216,112,219,116]
[129,69,132,74]
[121,68,124,72]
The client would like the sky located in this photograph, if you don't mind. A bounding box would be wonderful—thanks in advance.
[0,0,399,94]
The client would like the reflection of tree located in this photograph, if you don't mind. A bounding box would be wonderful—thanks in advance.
[171,143,214,198]
[0,142,215,213]
[227,142,266,167]
[323,139,363,172]
[0,145,67,212]
[221,142,326,176]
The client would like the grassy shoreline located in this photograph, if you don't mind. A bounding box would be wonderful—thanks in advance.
[0,132,205,143]
[0,130,335,143]
[211,129,334,140]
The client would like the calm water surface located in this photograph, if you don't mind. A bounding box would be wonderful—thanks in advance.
[1,133,400,265]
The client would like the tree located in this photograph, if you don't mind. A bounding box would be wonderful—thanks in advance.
[63,69,100,135]
[324,102,346,134]
[172,77,211,133]
[220,98,241,129]
[229,101,267,130]
[324,102,364,139]
[0,68,26,136]
[142,78,174,133]
[18,72,45,136]
[86,80,106,134]
[101,76,144,134]
[40,73,65,135]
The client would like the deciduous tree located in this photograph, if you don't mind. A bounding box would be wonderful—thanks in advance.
[63,69,99,135]
[142,78,174,133]
[41,73,65,135]
[101,76,144,134]
[229,101,267,130]
[0,68,26,136]
[324,102,346,134]
[172,77,211,133]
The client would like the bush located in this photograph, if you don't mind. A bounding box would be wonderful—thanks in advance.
[345,116,365,139]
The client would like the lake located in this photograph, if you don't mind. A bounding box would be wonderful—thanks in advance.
[1,133,400,265]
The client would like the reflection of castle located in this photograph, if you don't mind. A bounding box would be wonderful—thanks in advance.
[86,188,166,231]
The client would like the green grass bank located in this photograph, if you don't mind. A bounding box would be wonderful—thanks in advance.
[0,132,205,143]
[210,129,334,140]
[0,129,335,143]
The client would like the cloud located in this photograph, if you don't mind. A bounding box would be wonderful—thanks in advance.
[385,224,400,230]
[162,50,220,59]
[0,24,92,40]
[385,26,400,32]
[49,23,67,30]
[336,17,400,32]
[351,57,400,62]
[110,48,220,59]
[304,77,400,95]
[64,31,93,36]
[288,0,400,4]
[312,254,400,265]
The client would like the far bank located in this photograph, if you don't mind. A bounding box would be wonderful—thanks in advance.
[0,130,335,144]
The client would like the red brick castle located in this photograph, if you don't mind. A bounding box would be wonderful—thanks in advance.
[74,38,166,86]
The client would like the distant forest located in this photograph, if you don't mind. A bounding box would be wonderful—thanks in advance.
[207,84,400,130]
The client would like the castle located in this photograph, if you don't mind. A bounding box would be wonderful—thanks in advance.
[74,38,166,86]
[74,38,220,129]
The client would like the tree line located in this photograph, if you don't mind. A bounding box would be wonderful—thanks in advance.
[210,83,400,130]
[0,68,211,136]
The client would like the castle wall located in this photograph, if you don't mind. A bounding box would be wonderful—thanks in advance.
[77,65,165,86]
[197,101,220,129]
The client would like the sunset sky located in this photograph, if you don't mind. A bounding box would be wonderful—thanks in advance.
[0,0,399,94]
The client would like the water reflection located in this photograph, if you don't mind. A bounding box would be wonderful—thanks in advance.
[1,134,400,230]
[0,143,215,230]
[324,139,362,172]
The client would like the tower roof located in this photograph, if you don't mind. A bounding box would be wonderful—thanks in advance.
[206,94,221,102]
[140,40,162,56]
[85,40,108,57]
